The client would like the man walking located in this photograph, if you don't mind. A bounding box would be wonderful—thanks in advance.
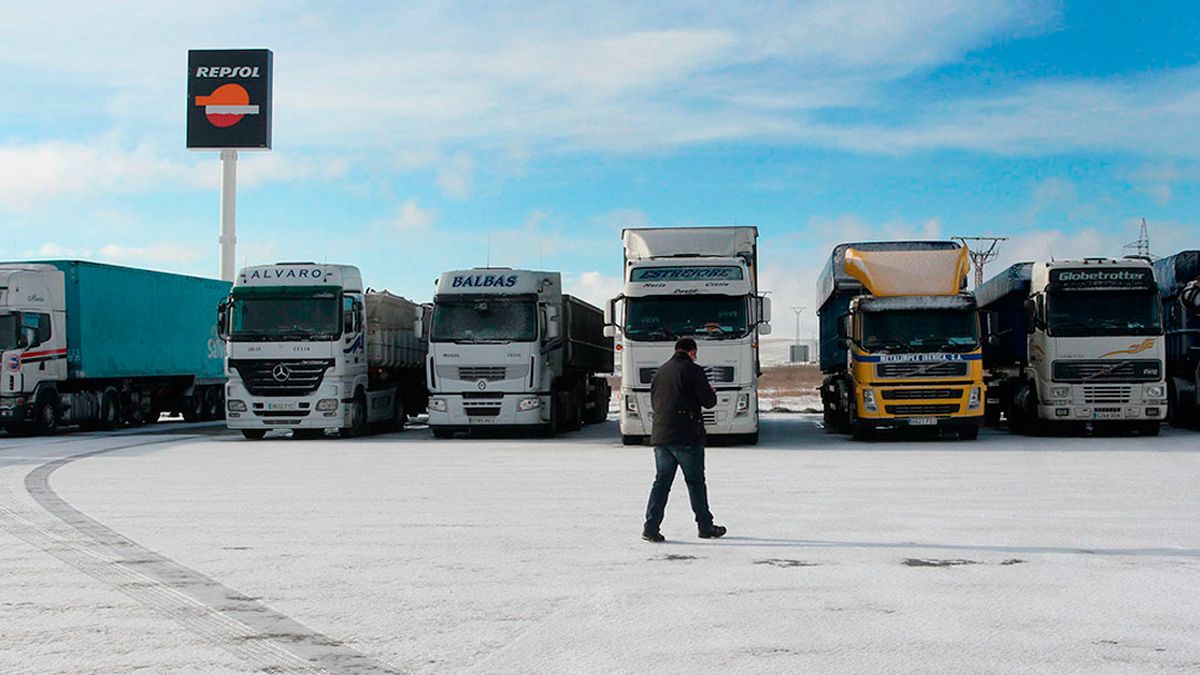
[642,337,726,542]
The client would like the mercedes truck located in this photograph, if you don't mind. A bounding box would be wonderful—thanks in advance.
[0,261,229,435]
[1154,251,1200,428]
[220,263,428,439]
[977,258,1166,435]
[423,268,612,437]
[817,241,985,441]
[606,227,771,445]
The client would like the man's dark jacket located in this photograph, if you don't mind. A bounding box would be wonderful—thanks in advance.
[650,351,718,446]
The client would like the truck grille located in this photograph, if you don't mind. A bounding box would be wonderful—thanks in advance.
[1052,359,1160,383]
[1083,386,1133,404]
[702,411,718,424]
[876,362,968,378]
[881,388,963,401]
[639,366,735,384]
[230,359,334,397]
[462,402,501,417]
[884,404,960,416]
[459,366,508,381]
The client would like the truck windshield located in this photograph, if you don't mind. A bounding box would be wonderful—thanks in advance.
[624,296,749,341]
[860,309,979,353]
[229,286,341,341]
[1047,290,1162,337]
[431,298,537,343]
[0,313,17,350]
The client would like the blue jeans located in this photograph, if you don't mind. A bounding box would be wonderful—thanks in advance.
[644,445,714,534]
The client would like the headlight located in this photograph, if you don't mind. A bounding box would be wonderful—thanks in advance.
[625,394,638,415]
[736,393,749,414]
[227,399,247,412]
[862,389,877,413]
[518,397,541,412]
[1050,386,1070,400]
[968,387,982,410]
[316,398,339,411]
[428,398,447,412]
[1145,384,1165,398]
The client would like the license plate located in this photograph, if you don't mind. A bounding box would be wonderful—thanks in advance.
[908,417,938,426]
[267,402,298,411]
[468,416,494,424]
[1092,411,1122,420]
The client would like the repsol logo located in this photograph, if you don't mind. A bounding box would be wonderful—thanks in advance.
[1058,270,1144,282]
[195,66,262,78]
[451,274,519,288]
[248,268,324,280]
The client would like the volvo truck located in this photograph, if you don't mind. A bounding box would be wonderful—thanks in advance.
[423,268,612,437]
[817,242,985,441]
[606,227,771,445]
[1154,251,1200,428]
[977,258,1166,435]
[0,261,229,435]
[220,263,428,439]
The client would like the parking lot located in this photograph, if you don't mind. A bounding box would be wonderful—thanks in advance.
[2,415,1199,674]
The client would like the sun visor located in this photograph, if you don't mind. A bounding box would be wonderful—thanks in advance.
[843,246,968,297]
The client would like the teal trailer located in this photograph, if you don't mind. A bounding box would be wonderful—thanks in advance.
[0,260,230,434]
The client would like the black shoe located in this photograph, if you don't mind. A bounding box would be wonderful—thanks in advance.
[698,525,727,539]
[642,531,665,543]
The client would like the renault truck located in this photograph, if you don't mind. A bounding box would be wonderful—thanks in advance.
[817,241,985,440]
[978,258,1166,435]
[1154,251,1200,428]
[0,261,229,435]
[606,227,771,445]
[423,268,612,437]
[220,263,428,439]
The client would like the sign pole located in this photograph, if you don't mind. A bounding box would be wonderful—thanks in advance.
[219,149,238,282]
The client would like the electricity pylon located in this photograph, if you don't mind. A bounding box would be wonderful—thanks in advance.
[953,236,1008,288]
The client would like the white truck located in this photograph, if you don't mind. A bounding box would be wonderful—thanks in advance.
[423,268,613,437]
[978,258,1167,435]
[606,227,771,445]
[220,263,428,439]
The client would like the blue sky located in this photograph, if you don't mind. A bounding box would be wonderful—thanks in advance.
[2,1,1200,330]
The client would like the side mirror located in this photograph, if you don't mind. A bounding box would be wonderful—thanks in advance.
[217,298,229,340]
[15,333,28,349]
[1023,298,1037,334]
[545,305,561,340]
[836,313,850,340]
[603,296,621,338]
[987,334,1001,347]
[759,296,772,324]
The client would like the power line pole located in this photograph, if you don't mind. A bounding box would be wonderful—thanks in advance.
[1123,218,1153,259]
[790,306,805,345]
[953,236,1008,288]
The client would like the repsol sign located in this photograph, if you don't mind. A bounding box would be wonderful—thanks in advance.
[194,66,262,78]
[187,48,272,150]
[1051,268,1152,288]
[451,274,519,288]
[247,268,324,280]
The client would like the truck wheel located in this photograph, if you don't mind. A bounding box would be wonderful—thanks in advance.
[80,389,119,432]
[432,428,455,439]
[621,434,644,446]
[740,431,760,446]
[241,429,267,440]
[566,391,583,432]
[958,425,980,441]
[392,398,407,432]
[850,425,873,442]
[182,393,203,422]
[33,394,60,435]
[202,386,223,421]
[342,392,368,438]
[293,429,323,440]
[1138,421,1161,437]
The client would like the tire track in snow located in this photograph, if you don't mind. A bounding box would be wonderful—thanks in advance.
[1,435,402,674]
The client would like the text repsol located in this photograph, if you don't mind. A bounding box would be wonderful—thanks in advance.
[451,275,519,288]
[195,66,262,78]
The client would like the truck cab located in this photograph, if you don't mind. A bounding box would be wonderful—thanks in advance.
[221,263,370,438]
[0,265,67,432]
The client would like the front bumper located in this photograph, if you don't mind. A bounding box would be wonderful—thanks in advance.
[1038,382,1167,421]
[618,388,758,436]
[0,396,29,424]
[427,393,550,429]
[224,380,348,430]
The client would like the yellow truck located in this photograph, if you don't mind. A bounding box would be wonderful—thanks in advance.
[816,242,985,440]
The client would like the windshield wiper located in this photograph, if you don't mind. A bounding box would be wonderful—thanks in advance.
[865,339,910,353]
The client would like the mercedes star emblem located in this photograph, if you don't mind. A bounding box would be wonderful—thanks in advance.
[272,364,292,382]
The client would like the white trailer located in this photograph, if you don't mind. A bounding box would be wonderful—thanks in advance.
[220,263,428,439]
[606,227,772,445]
[423,268,613,437]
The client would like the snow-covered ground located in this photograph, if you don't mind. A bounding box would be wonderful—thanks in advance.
[3,417,1200,674]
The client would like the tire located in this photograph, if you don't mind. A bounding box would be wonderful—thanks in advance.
[432,428,455,439]
[566,391,583,432]
[341,391,367,438]
[958,425,980,441]
[241,429,267,440]
[392,398,406,433]
[740,431,759,446]
[1138,421,1161,437]
[202,386,223,421]
[80,389,119,432]
[181,392,203,422]
[621,434,644,446]
[293,429,324,440]
[33,394,60,435]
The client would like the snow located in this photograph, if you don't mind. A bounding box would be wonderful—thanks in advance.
[3,418,1200,673]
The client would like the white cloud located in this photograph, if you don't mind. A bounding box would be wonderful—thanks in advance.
[23,241,203,266]
[436,152,475,199]
[392,199,439,232]
[572,271,623,308]
[595,208,651,232]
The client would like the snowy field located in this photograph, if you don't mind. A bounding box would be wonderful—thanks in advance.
[2,416,1199,674]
